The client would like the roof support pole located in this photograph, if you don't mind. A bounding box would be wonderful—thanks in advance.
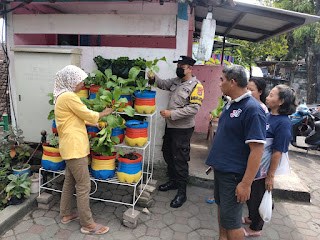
[221,36,225,66]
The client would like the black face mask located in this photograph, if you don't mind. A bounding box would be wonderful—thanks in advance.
[176,68,186,78]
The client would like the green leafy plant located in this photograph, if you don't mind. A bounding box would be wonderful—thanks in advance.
[5,173,31,202]
[6,126,31,170]
[132,57,146,69]
[146,57,167,76]
[113,57,129,67]
[93,55,112,73]
[81,88,134,156]
[47,93,55,120]
[135,77,151,93]
[47,134,59,148]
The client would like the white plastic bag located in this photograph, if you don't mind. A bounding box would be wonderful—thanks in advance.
[259,190,272,222]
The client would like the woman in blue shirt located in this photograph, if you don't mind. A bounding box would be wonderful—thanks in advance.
[243,84,297,237]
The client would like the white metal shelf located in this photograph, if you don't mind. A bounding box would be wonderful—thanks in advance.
[39,110,157,211]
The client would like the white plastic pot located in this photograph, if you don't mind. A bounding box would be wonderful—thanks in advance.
[30,173,42,194]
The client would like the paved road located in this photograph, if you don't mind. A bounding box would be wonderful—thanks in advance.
[1,150,320,240]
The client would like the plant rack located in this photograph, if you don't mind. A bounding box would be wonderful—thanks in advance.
[39,110,157,211]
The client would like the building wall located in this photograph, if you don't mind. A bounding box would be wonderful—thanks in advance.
[192,65,223,133]
[7,2,191,164]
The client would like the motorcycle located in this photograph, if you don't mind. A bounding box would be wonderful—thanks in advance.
[290,103,320,150]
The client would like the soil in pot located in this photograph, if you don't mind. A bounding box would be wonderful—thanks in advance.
[122,153,139,160]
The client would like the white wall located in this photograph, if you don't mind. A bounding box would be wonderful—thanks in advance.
[7,3,190,164]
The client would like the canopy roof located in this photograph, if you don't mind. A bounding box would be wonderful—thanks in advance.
[194,0,320,42]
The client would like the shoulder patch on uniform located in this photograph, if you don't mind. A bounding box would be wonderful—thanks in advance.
[190,83,204,105]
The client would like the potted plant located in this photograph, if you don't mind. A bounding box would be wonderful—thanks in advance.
[30,172,42,194]
[85,87,134,180]
[4,172,31,205]
[93,55,112,73]
[47,93,57,134]
[112,56,132,78]
[42,134,65,171]
[134,77,156,114]
[0,139,12,209]
[117,152,142,184]
[124,120,148,147]
[6,126,31,176]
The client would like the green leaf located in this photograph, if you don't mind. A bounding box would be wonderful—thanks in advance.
[111,136,120,144]
[117,149,125,156]
[117,78,127,84]
[5,183,15,192]
[98,134,107,146]
[153,66,160,73]
[113,87,121,102]
[146,61,152,69]
[128,67,141,80]
[123,105,135,117]
[7,174,16,181]
[106,115,118,129]
[48,110,55,120]
[93,105,105,112]
[92,69,103,76]
[104,69,112,79]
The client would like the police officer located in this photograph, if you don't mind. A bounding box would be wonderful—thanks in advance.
[148,56,204,208]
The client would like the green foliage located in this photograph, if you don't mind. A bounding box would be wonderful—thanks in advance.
[135,77,151,93]
[146,57,167,75]
[5,173,32,201]
[47,93,55,120]
[82,88,134,156]
[260,0,320,60]
[114,57,129,66]
[210,97,226,119]
[215,34,289,68]
[47,134,59,148]
[132,57,146,69]
[93,55,112,73]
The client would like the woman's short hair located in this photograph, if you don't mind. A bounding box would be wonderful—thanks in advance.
[222,65,248,88]
[249,77,267,103]
[276,84,297,115]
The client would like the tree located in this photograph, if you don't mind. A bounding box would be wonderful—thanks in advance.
[263,0,320,103]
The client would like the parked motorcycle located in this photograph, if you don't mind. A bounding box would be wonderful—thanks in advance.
[290,103,320,150]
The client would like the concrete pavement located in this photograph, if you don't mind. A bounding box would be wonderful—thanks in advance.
[1,149,320,240]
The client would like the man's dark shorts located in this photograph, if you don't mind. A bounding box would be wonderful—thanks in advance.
[214,169,244,229]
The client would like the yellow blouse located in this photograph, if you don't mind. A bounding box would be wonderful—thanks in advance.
[55,92,99,160]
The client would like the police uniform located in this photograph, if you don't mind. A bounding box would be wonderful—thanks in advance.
[153,57,204,208]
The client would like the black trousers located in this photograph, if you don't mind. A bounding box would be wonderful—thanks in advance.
[162,126,194,185]
[246,178,266,231]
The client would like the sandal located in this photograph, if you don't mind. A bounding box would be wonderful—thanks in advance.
[81,224,109,235]
[206,195,215,204]
[241,217,252,225]
[61,213,79,224]
[243,228,261,237]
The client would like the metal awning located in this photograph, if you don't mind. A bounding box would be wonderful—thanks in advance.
[194,0,320,42]
[213,40,242,49]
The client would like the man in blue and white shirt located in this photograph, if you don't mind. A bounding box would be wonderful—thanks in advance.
[206,65,266,240]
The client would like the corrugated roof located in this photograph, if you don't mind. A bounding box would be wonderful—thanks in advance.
[194,0,320,42]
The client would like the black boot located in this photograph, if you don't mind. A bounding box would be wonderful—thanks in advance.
[170,183,187,208]
[158,180,178,192]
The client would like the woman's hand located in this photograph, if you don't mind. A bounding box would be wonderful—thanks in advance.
[265,175,274,192]
[99,108,114,119]
[103,107,114,115]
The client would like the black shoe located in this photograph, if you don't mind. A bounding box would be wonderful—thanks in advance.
[170,193,186,208]
[158,181,178,192]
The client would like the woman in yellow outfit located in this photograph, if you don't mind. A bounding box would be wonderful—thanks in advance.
[53,65,113,235]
